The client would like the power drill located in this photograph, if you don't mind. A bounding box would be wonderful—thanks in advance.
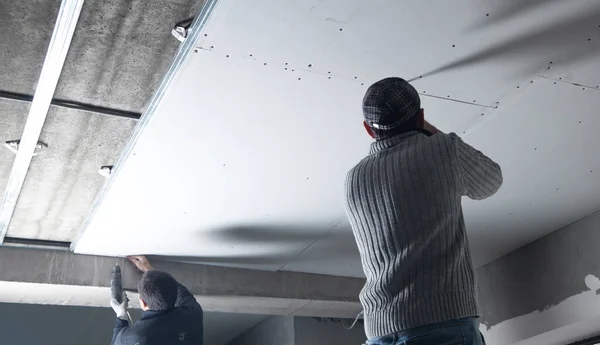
[111,264,123,304]
[111,263,132,323]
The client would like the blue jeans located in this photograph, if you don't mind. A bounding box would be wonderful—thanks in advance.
[365,318,485,345]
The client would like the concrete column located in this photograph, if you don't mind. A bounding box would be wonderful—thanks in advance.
[227,316,295,345]
[227,315,366,345]
[0,246,362,318]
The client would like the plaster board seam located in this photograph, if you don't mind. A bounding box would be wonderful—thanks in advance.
[420,93,497,108]
[276,216,346,272]
[539,76,600,91]
[191,49,499,109]
[456,66,553,136]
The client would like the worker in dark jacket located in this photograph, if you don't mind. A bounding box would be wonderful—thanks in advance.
[110,256,204,345]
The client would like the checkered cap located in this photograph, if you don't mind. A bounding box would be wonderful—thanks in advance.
[362,77,421,131]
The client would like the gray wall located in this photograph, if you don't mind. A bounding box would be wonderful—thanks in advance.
[0,303,264,345]
[228,315,295,345]
[294,317,366,345]
[0,303,123,345]
[476,209,600,344]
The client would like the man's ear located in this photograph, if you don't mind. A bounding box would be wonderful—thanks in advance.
[363,121,375,139]
[140,298,149,311]
[417,109,425,128]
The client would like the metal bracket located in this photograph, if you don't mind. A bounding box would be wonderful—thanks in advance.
[171,18,194,42]
[4,140,47,156]
[98,165,113,178]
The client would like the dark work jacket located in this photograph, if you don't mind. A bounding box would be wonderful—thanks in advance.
[111,283,203,345]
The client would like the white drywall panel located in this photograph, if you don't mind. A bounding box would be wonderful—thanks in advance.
[464,78,600,265]
[74,43,482,274]
[278,220,364,277]
[197,0,600,106]
[75,0,600,276]
[75,49,367,270]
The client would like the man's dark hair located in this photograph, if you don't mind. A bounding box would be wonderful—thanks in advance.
[371,112,420,140]
[137,270,178,311]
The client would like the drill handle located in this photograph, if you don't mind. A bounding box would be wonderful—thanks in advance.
[111,265,123,304]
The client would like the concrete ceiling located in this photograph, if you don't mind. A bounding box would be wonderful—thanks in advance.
[0,302,266,345]
[0,0,202,241]
[73,0,600,278]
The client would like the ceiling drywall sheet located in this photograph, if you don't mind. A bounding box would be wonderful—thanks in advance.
[277,218,364,277]
[74,48,373,270]
[73,46,482,273]
[197,0,600,106]
[75,0,600,276]
[463,77,600,265]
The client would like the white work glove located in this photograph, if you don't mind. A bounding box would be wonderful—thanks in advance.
[110,292,129,320]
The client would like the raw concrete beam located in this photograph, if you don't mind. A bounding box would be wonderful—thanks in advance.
[0,246,363,318]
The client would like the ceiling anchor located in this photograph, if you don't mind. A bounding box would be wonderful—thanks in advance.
[172,18,194,42]
[98,165,113,178]
[4,140,47,156]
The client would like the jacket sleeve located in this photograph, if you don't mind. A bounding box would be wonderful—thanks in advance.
[450,133,503,200]
[111,318,129,345]
[175,282,203,315]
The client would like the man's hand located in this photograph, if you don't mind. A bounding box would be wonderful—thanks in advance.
[127,255,153,273]
[110,292,129,320]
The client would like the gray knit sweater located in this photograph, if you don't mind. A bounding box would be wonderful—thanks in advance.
[344,130,502,338]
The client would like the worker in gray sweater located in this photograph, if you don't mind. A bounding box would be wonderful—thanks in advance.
[345,78,502,345]
[110,256,204,345]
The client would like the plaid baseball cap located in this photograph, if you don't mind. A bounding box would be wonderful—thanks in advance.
[362,77,421,131]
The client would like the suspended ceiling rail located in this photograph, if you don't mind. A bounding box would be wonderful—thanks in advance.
[0,0,86,243]
[2,237,71,251]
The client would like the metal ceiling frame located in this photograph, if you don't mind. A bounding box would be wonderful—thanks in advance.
[70,0,221,250]
[0,0,86,243]
[0,89,141,120]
